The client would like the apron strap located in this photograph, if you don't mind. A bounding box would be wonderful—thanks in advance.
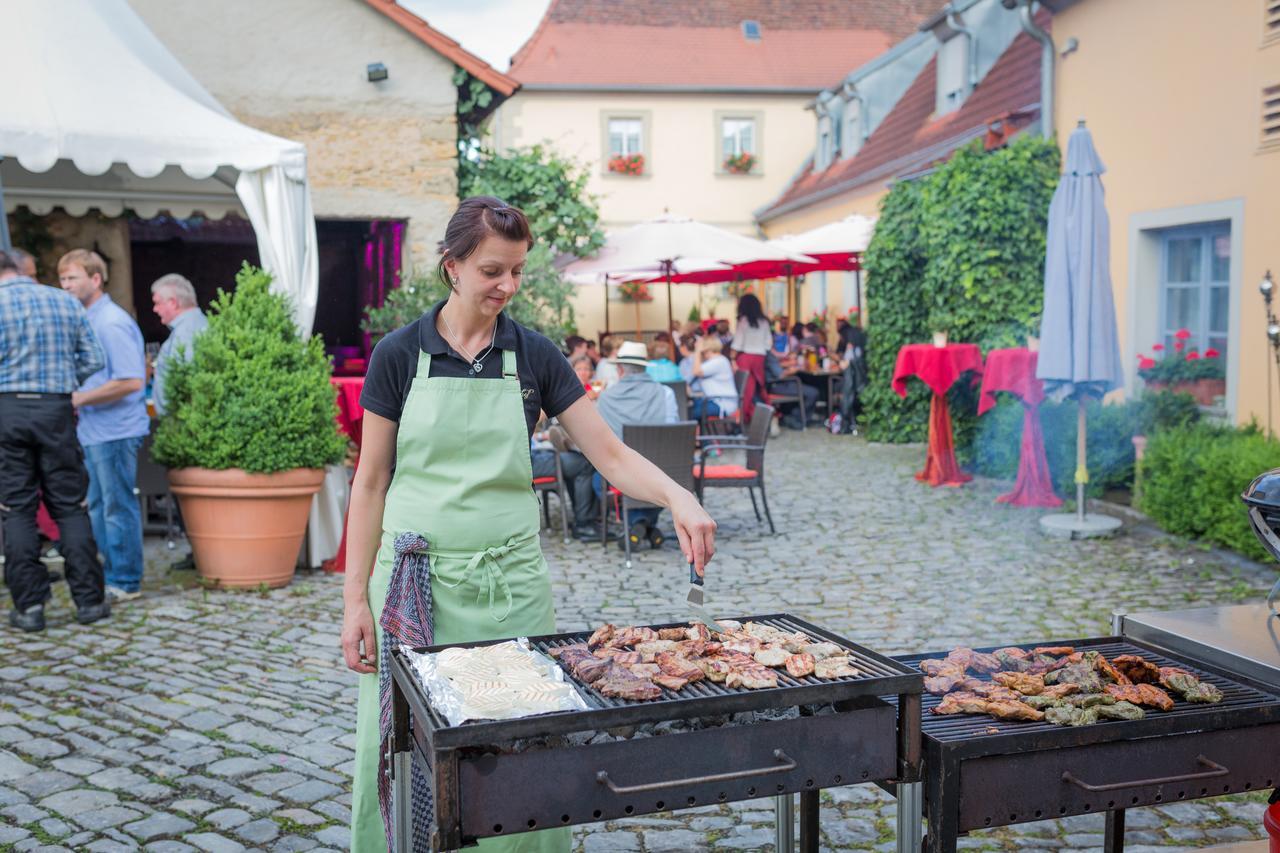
[501,348,517,379]
[430,531,536,623]
[417,348,433,376]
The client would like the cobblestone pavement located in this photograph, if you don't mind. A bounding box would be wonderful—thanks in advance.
[0,429,1274,851]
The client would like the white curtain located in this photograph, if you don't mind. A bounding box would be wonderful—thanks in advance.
[236,163,319,334]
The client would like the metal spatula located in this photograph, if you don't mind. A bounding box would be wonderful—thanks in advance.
[686,562,732,634]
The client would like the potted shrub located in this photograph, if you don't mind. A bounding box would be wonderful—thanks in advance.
[154,264,347,588]
[928,308,959,348]
[724,152,756,175]
[607,153,645,176]
[617,279,653,338]
[1136,328,1226,407]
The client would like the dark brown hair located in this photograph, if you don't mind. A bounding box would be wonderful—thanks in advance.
[437,196,534,290]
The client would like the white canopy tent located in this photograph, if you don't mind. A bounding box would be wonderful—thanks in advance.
[0,0,319,331]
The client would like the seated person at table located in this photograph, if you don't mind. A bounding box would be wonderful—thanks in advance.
[594,336,620,387]
[689,336,738,421]
[767,351,819,430]
[564,334,588,361]
[571,354,600,401]
[531,419,601,541]
[714,318,734,351]
[772,315,792,355]
[594,342,679,550]
[645,340,683,383]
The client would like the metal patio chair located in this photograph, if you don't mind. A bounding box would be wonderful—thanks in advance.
[533,435,572,545]
[694,403,776,534]
[599,421,698,568]
[661,380,690,420]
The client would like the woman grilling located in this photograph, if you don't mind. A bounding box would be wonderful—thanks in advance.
[342,196,717,852]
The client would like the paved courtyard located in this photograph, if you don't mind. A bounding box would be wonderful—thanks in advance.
[0,429,1274,852]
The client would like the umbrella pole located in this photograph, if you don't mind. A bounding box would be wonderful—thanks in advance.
[603,281,610,340]
[1076,397,1087,522]
[666,269,674,339]
[0,158,11,252]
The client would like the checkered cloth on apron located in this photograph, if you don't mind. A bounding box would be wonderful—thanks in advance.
[378,532,435,852]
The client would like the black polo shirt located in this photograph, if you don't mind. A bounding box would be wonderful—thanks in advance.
[360,301,585,439]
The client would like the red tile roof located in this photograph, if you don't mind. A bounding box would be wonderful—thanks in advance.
[363,0,520,96]
[510,0,941,91]
[758,10,1049,222]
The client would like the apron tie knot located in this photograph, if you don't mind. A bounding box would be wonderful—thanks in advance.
[434,534,533,623]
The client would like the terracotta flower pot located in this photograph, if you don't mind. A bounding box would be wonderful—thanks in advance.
[168,467,326,589]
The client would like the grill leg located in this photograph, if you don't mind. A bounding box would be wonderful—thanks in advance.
[924,753,958,853]
[392,749,412,852]
[896,782,922,853]
[774,794,795,853]
[799,789,819,853]
[1104,809,1126,853]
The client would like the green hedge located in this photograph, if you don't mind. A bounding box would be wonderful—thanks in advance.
[967,391,1202,499]
[861,135,1060,444]
[1139,423,1280,562]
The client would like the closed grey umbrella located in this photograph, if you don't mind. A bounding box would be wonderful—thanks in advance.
[1036,121,1123,537]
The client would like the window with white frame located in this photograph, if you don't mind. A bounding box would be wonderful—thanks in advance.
[935,34,970,115]
[1160,224,1231,361]
[842,98,863,158]
[608,118,643,157]
[816,114,834,170]
[722,117,756,160]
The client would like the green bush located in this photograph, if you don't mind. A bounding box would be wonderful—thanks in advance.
[153,264,347,474]
[967,391,1202,499]
[861,135,1060,443]
[1139,423,1280,561]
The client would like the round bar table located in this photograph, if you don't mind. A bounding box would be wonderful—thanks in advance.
[977,348,1062,508]
[891,343,983,487]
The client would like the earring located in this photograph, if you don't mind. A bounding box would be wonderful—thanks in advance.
[452,277,460,287]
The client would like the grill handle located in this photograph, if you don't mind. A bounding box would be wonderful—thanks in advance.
[596,749,797,795]
[1062,755,1229,792]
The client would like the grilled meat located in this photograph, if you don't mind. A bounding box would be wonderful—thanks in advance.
[933,692,990,715]
[992,672,1046,696]
[785,653,816,678]
[945,648,975,670]
[635,640,679,658]
[742,623,810,651]
[968,652,1003,674]
[814,655,860,679]
[1112,654,1160,684]
[587,624,615,649]
[1022,695,1062,711]
[934,692,1043,721]
[657,628,689,641]
[595,649,643,666]
[1041,683,1080,699]
[1159,667,1224,704]
[965,682,1023,702]
[754,646,791,668]
[722,637,763,655]
[1065,692,1115,708]
[993,648,1036,672]
[1104,682,1175,711]
[920,659,957,677]
[696,657,732,683]
[802,642,843,661]
[612,626,660,648]
[594,661,662,701]
[628,663,661,678]
[725,661,779,690]
[687,623,713,643]
[655,652,704,683]
[1045,705,1099,727]
[571,656,612,684]
[1045,652,1083,673]
[548,642,590,660]
[1044,661,1103,693]
[1084,651,1131,685]
[924,673,968,695]
[983,700,1045,721]
[1096,700,1146,721]
[653,674,689,691]
[1032,646,1075,657]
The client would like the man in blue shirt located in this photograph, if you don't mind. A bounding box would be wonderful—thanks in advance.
[149,273,208,416]
[0,249,110,631]
[59,250,150,603]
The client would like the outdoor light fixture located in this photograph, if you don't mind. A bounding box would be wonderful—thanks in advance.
[1262,270,1274,301]
[367,62,388,83]
[1262,271,1280,439]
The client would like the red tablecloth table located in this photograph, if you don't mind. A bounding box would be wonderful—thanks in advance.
[892,343,983,487]
[323,376,365,574]
[978,348,1062,508]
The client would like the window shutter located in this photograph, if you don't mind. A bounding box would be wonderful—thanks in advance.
[1266,0,1280,41]
[1263,84,1280,148]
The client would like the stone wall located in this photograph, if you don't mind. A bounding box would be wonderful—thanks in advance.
[129,0,460,271]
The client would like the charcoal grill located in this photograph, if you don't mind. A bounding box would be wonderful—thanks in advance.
[891,636,1280,853]
[387,613,922,851]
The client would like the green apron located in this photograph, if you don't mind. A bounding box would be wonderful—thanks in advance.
[351,346,568,853]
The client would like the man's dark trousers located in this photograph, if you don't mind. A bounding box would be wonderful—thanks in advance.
[0,394,104,611]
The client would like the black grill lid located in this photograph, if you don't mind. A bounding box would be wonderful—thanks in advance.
[1242,468,1280,565]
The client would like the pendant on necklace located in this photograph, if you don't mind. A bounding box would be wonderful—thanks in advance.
[472,361,483,373]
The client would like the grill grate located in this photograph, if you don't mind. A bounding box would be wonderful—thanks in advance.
[408,613,920,748]
[895,638,1280,744]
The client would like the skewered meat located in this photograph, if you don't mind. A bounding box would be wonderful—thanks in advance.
[1084,651,1132,685]
[754,646,791,668]
[1045,706,1099,727]
[815,656,859,679]
[653,674,689,691]
[1112,654,1160,684]
[1096,700,1146,721]
[587,624,615,649]
[725,661,778,690]
[1159,667,1224,703]
[993,672,1046,696]
[968,652,1003,674]
[802,642,843,661]
[785,653,816,678]
[594,661,662,701]
[1032,646,1075,657]
[657,628,688,641]
[1105,683,1175,711]
[655,652,704,683]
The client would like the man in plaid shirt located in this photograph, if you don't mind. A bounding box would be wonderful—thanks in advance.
[0,249,110,632]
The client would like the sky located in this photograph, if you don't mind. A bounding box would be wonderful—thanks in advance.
[401,0,552,71]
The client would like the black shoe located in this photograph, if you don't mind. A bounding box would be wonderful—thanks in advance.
[621,520,649,552]
[575,523,620,543]
[170,553,196,571]
[46,570,64,583]
[76,601,111,625]
[9,605,45,633]
[647,527,666,550]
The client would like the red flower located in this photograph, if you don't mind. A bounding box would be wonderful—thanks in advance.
[1138,356,1157,370]
[1174,341,1185,352]
[1174,328,1192,340]
[1152,343,1165,352]
[1204,348,1220,358]
[1185,350,1200,360]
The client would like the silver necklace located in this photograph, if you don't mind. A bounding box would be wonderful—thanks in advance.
[440,308,497,374]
